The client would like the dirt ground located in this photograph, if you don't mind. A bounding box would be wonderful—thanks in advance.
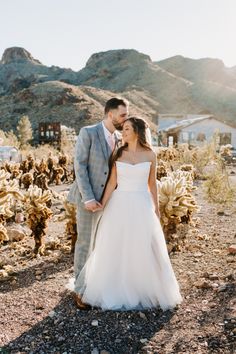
[0,171,235,354]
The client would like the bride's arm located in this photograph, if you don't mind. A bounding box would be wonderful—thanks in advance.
[101,164,117,208]
[148,152,160,218]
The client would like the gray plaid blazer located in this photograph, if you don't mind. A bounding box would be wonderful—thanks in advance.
[68,122,120,205]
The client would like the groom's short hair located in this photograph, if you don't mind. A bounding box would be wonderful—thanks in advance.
[104,97,128,114]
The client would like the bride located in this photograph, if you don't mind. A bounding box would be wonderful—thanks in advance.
[69,117,183,311]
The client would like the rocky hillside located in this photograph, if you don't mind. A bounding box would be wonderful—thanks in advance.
[0,80,157,134]
[0,46,236,134]
[76,50,236,126]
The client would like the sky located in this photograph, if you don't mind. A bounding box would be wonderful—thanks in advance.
[0,0,235,71]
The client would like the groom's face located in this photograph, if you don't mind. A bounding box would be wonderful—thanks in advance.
[110,105,128,130]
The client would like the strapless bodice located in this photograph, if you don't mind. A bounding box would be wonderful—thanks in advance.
[116,161,151,192]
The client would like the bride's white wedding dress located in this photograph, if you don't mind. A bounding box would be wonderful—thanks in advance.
[71,161,183,311]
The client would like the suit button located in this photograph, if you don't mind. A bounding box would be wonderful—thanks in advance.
[101,184,104,187]
[104,172,107,175]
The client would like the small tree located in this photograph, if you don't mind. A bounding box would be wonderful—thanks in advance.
[17,115,33,148]
[0,130,20,148]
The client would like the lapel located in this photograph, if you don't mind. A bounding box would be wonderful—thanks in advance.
[96,122,110,160]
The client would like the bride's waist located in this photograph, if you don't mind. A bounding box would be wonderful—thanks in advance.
[116,186,149,192]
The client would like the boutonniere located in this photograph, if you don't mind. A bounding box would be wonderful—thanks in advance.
[116,138,123,148]
[115,131,123,148]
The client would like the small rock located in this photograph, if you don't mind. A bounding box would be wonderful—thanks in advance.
[208,274,219,281]
[211,282,219,289]
[58,336,65,342]
[217,284,227,292]
[212,249,222,254]
[0,269,9,278]
[48,310,56,318]
[91,320,98,326]
[91,349,99,354]
[217,211,225,216]
[15,212,25,223]
[194,252,203,257]
[3,265,14,274]
[224,273,235,281]
[35,269,43,275]
[228,245,236,254]
[7,228,25,242]
[194,280,211,289]
[203,272,209,278]
[186,308,192,313]
[140,338,148,343]
[202,300,208,304]
[139,311,147,319]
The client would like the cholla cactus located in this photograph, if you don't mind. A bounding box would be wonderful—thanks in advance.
[219,144,232,157]
[0,223,8,243]
[64,199,77,252]
[24,185,53,255]
[26,154,35,170]
[20,172,34,189]
[180,164,196,179]
[50,166,64,185]
[157,147,179,162]
[169,170,196,193]
[0,170,24,242]
[35,159,49,175]
[156,159,169,180]
[58,192,77,252]
[34,173,49,191]
[159,171,199,238]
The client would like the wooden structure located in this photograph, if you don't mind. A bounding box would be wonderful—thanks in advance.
[38,122,61,144]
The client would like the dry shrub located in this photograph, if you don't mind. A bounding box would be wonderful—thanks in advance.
[21,144,59,161]
[0,130,20,148]
[203,160,235,205]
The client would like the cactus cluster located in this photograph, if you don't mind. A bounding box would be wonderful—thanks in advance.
[24,185,53,255]
[0,170,24,243]
[159,170,199,238]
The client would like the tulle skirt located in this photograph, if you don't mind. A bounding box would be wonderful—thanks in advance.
[71,189,183,311]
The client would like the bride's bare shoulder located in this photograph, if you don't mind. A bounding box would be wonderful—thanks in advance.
[145,149,156,161]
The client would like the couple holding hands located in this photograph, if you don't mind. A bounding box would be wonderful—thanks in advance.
[67,97,182,311]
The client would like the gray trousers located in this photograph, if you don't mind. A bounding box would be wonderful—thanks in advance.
[74,203,102,281]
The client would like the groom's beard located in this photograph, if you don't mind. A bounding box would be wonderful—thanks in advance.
[113,122,123,131]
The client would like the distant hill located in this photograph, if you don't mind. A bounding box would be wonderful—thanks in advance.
[0,46,236,134]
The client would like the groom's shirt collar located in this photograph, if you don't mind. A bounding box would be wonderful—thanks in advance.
[102,121,116,142]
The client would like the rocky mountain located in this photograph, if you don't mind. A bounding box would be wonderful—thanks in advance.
[0,46,236,135]
[76,50,236,126]
[0,47,78,95]
[156,55,236,89]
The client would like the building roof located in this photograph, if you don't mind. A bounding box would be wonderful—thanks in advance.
[162,115,213,132]
[0,146,18,151]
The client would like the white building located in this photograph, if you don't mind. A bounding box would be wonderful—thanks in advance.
[158,114,236,147]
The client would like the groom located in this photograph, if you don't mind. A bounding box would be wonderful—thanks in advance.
[68,97,129,309]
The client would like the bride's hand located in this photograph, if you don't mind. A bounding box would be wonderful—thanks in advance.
[92,202,103,212]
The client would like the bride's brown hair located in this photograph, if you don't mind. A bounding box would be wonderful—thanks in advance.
[110,117,152,167]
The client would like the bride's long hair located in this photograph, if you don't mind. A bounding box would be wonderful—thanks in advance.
[110,117,152,167]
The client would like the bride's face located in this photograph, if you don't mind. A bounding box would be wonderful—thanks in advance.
[122,121,137,143]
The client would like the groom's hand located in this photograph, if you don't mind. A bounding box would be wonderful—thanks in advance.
[85,200,102,212]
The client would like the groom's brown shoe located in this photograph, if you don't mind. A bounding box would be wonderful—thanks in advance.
[72,293,91,311]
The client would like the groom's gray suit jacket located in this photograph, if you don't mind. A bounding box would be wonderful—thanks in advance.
[68,121,118,205]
